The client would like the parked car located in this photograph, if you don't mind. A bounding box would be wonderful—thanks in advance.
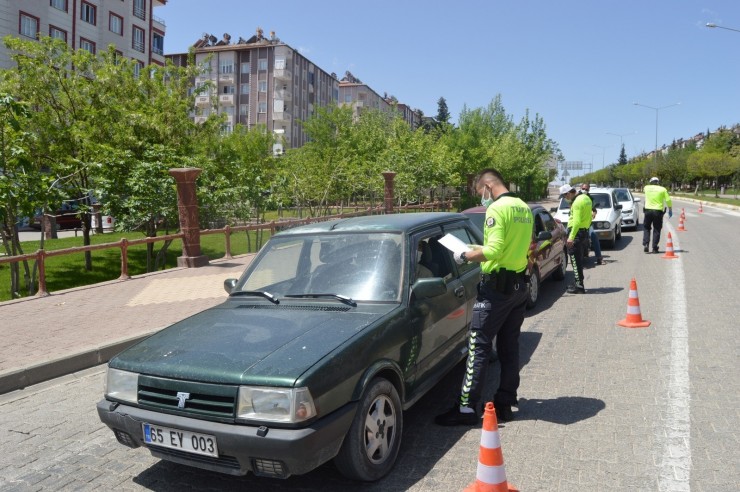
[613,187,641,229]
[29,207,82,230]
[550,188,623,248]
[97,213,483,481]
[462,204,567,309]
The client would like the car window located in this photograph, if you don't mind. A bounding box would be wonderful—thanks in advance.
[241,232,403,302]
[558,198,571,210]
[590,193,611,209]
[539,210,558,232]
[534,214,545,235]
[615,189,631,202]
[443,227,479,277]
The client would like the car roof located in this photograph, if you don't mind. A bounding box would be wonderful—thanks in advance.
[589,187,614,193]
[274,212,470,236]
[462,203,546,214]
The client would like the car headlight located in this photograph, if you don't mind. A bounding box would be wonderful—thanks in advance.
[237,386,316,423]
[621,209,632,215]
[105,367,139,403]
[595,221,610,229]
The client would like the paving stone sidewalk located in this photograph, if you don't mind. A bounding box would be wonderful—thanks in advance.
[0,255,255,394]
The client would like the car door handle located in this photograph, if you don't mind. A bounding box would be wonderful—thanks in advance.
[454,286,465,298]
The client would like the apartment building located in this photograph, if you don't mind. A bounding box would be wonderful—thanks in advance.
[167,28,339,154]
[337,70,391,118]
[0,0,168,70]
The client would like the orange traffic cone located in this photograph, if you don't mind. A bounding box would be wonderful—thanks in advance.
[681,208,685,219]
[661,232,679,259]
[463,402,518,492]
[698,202,703,213]
[677,215,686,231]
[617,278,651,328]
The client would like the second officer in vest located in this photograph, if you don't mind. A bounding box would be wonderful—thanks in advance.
[560,183,592,294]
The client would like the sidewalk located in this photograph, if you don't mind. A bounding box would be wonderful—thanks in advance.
[0,254,255,394]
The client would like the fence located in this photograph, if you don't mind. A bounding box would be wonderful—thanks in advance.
[1,201,452,298]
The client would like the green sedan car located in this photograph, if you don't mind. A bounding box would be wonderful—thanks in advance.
[97,213,482,481]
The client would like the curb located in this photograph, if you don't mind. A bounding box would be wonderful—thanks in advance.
[0,331,158,395]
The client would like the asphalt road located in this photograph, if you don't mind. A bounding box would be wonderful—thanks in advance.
[1,200,738,491]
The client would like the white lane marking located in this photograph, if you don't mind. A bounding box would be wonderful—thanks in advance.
[658,223,691,491]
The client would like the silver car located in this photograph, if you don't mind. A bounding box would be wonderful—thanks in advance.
[613,187,641,230]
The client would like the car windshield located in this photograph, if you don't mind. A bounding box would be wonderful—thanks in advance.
[558,198,571,211]
[615,189,631,202]
[238,232,404,302]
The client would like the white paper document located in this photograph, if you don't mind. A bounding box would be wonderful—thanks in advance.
[438,233,472,255]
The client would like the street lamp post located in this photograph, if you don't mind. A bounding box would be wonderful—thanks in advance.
[633,102,681,165]
[592,144,609,170]
[706,22,740,33]
[606,131,636,149]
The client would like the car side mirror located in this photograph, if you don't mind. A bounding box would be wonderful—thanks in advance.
[615,204,623,210]
[537,230,552,241]
[549,207,557,213]
[223,278,238,294]
[411,277,447,299]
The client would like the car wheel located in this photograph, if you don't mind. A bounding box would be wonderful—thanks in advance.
[334,378,402,482]
[552,249,567,281]
[526,269,540,309]
[616,224,622,241]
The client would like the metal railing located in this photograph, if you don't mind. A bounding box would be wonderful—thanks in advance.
[1,202,452,299]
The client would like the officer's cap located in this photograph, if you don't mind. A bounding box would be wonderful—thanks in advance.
[649,177,659,183]
[559,184,575,198]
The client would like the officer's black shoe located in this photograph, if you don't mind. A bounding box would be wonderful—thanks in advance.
[643,246,649,253]
[495,405,514,423]
[653,248,659,254]
[435,405,479,426]
[567,284,586,294]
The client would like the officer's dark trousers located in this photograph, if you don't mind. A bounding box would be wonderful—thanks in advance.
[459,281,528,410]
[643,209,664,250]
[567,229,589,288]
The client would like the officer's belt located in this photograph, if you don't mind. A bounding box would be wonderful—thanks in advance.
[481,270,524,283]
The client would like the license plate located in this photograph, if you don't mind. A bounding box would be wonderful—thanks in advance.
[142,423,219,457]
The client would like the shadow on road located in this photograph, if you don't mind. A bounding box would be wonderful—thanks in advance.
[516,396,606,424]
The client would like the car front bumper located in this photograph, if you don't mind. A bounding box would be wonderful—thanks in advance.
[594,229,615,241]
[97,398,357,478]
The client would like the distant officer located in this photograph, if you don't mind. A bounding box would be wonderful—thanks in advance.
[561,184,591,294]
[642,177,673,253]
[435,168,533,425]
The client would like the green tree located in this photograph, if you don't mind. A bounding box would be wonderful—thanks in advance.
[618,145,627,165]
[435,97,451,128]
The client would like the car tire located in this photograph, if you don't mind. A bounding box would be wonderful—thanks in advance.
[615,224,622,241]
[334,377,402,482]
[526,269,540,309]
[552,249,567,281]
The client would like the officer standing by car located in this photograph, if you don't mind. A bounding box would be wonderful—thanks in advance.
[642,176,673,253]
[560,184,591,294]
[435,168,533,425]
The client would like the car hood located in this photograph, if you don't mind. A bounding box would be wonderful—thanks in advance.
[593,208,617,222]
[110,300,394,386]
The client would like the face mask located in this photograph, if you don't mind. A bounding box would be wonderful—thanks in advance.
[480,187,494,207]
[416,251,423,263]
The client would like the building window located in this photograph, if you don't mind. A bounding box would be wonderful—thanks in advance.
[133,61,144,78]
[133,0,146,21]
[239,104,248,116]
[132,26,145,52]
[240,83,250,94]
[152,32,164,55]
[258,102,267,113]
[220,61,233,74]
[275,58,285,70]
[20,13,39,39]
[49,25,67,42]
[258,58,267,71]
[50,0,67,12]
[222,85,235,95]
[109,13,123,35]
[79,38,96,54]
[80,2,96,25]
[240,62,250,74]
[258,80,267,92]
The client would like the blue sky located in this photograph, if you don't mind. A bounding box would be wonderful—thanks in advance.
[158,0,739,172]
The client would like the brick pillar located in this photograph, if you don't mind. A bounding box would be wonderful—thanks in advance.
[382,171,396,214]
[169,167,209,268]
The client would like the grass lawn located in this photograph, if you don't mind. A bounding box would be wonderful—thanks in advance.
[672,192,740,207]
[0,228,272,302]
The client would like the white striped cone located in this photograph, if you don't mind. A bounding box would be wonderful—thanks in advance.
[661,232,679,259]
[463,402,518,492]
[617,278,650,328]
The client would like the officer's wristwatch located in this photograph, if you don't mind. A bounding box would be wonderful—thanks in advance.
[461,252,468,263]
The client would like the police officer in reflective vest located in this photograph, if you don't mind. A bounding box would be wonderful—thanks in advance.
[560,183,591,294]
[643,176,673,253]
[435,168,533,425]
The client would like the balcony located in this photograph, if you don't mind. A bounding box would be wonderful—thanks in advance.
[274,89,292,101]
[274,68,292,81]
[195,96,210,107]
[219,73,234,84]
[272,111,292,124]
[308,83,314,94]
[219,94,235,106]
[194,116,207,124]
